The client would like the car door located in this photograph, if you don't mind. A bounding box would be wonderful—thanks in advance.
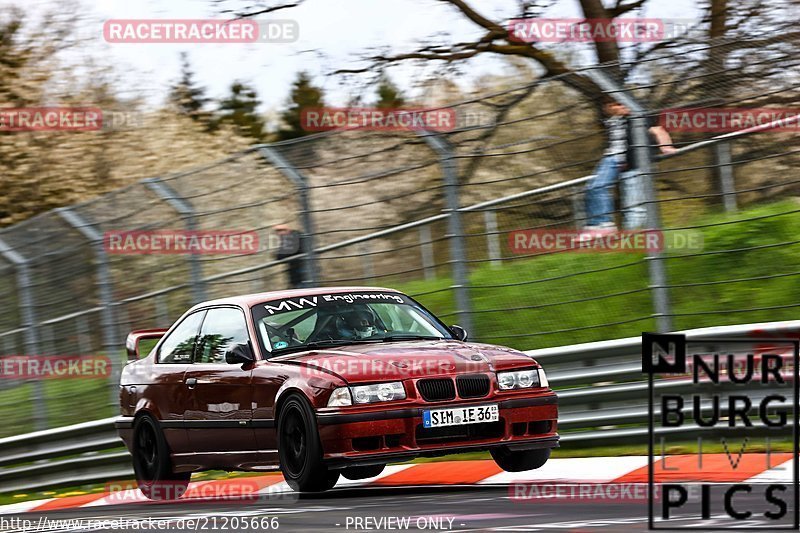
[153,310,206,454]
[185,306,256,453]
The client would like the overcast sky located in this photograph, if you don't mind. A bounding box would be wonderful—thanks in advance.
[13,0,702,112]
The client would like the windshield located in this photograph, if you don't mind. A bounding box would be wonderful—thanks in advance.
[251,291,453,355]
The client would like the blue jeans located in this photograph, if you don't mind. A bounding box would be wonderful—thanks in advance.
[585,155,621,226]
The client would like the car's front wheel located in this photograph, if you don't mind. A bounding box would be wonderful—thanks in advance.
[491,447,550,472]
[132,415,191,500]
[278,395,339,492]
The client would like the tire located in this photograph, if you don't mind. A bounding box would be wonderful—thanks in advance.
[278,395,340,492]
[341,464,385,481]
[132,415,191,500]
[490,447,550,472]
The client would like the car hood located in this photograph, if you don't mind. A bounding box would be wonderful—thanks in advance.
[270,339,539,383]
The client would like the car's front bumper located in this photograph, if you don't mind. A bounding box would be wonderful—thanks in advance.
[317,393,558,468]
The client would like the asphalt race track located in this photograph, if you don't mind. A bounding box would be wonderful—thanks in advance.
[0,485,785,533]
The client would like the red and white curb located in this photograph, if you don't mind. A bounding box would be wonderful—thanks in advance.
[1,454,793,514]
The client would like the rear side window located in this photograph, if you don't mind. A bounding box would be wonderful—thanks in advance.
[195,307,249,364]
[158,311,205,363]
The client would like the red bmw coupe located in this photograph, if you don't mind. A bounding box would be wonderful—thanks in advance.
[116,287,558,496]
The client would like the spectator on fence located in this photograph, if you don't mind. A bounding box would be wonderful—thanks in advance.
[273,224,304,289]
[584,97,676,231]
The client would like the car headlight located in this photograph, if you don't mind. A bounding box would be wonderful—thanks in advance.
[327,387,352,407]
[351,381,406,404]
[538,367,549,388]
[497,369,541,390]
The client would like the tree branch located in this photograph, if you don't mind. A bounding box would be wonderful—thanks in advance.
[609,0,647,17]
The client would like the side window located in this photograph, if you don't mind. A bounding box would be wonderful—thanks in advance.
[158,311,205,363]
[196,307,249,364]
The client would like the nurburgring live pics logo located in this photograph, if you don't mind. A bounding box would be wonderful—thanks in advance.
[642,332,799,530]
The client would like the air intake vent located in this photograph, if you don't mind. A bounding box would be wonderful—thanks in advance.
[417,378,456,401]
[456,374,490,398]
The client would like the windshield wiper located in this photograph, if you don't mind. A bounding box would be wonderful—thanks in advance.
[381,335,443,342]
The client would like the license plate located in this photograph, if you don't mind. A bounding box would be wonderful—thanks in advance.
[422,404,499,428]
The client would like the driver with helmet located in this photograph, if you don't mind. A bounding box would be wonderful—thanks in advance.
[334,305,383,340]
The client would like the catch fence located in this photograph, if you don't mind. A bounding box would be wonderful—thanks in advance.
[0,34,798,434]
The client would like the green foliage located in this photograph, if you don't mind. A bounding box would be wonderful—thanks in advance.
[375,74,406,108]
[276,72,325,141]
[401,200,800,351]
[215,81,267,142]
[168,52,211,125]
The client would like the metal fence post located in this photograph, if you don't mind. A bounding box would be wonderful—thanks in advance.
[359,242,374,281]
[143,178,206,303]
[258,146,319,287]
[76,315,92,354]
[420,132,474,335]
[156,294,170,327]
[630,117,673,333]
[713,141,737,212]
[56,208,120,409]
[584,69,673,333]
[419,225,435,281]
[572,185,587,228]
[484,209,501,268]
[0,237,47,430]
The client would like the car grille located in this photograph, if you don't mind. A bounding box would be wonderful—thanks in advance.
[456,374,490,398]
[416,378,455,401]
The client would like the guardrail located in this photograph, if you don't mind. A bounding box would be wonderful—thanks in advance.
[0,319,797,493]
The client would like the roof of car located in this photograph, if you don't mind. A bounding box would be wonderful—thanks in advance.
[189,286,402,310]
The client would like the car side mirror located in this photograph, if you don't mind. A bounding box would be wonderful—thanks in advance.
[125,329,168,362]
[450,325,468,341]
[226,342,255,365]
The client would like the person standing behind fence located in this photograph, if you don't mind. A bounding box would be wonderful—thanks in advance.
[584,97,676,231]
[274,224,304,289]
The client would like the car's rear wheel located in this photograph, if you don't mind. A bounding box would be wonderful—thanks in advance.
[132,415,191,500]
[341,464,385,480]
[491,447,550,472]
[278,395,339,492]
